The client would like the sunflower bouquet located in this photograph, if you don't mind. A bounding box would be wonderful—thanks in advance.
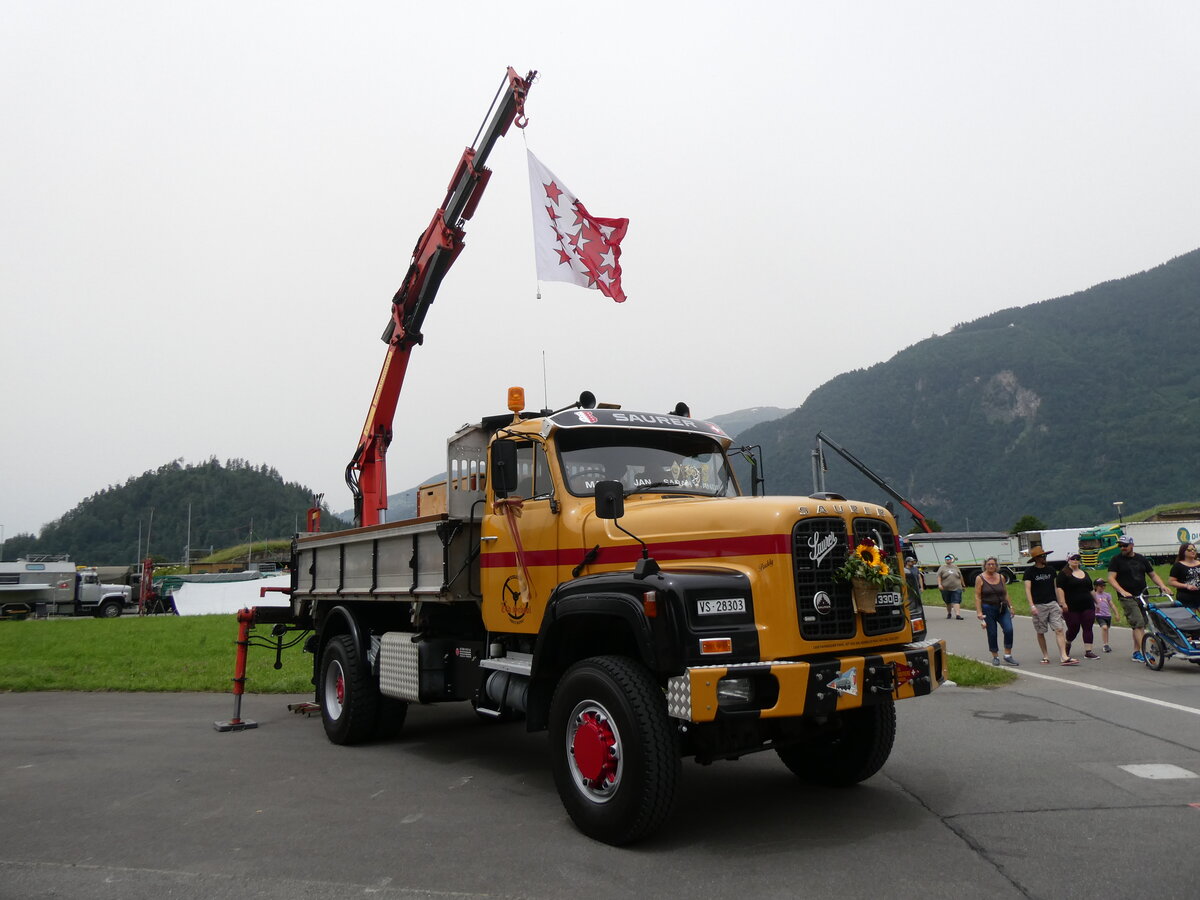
[834,538,904,591]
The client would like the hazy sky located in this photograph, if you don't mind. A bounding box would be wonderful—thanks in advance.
[3,1,1199,538]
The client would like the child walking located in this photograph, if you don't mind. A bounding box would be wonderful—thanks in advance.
[1093,577,1115,653]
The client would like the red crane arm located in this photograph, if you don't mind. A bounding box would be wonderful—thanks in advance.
[346,68,535,527]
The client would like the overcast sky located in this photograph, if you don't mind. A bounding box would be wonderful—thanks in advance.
[3,1,1199,539]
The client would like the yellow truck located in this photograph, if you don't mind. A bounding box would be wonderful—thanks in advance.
[263,389,946,844]
[243,68,944,844]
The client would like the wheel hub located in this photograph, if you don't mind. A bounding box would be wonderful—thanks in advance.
[571,710,618,788]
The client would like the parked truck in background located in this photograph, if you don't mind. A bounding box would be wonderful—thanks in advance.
[905,532,1021,586]
[0,556,134,619]
[1078,521,1200,567]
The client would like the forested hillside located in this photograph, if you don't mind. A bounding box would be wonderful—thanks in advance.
[2,458,349,565]
[740,248,1200,531]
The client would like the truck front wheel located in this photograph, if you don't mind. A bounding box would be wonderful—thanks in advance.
[548,656,680,845]
[97,600,122,618]
[776,699,896,787]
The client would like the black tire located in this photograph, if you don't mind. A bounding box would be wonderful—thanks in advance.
[97,600,122,619]
[1142,633,1167,671]
[548,656,680,845]
[318,634,383,745]
[776,699,897,787]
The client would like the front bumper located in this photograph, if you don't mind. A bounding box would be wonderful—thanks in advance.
[665,639,946,723]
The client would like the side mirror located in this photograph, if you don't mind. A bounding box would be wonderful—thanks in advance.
[490,440,519,498]
[594,481,625,520]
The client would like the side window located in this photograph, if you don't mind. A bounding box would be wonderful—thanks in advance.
[513,441,553,500]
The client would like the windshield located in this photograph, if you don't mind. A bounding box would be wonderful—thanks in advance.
[556,427,737,497]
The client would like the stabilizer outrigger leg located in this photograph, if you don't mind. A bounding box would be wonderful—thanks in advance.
[215,607,258,732]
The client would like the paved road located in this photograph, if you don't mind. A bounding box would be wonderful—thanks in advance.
[3,613,1200,899]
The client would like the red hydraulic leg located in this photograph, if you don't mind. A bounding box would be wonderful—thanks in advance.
[214,607,258,732]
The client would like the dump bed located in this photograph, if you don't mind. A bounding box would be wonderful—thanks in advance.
[292,515,479,604]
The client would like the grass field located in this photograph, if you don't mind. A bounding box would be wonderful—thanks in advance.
[0,615,312,693]
[0,612,1008,692]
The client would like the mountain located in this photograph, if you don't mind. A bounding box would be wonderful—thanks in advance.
[2,458,350,566]
[709,406,795,438]
[738,248,1200,532]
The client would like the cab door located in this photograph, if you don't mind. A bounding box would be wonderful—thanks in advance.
[481,439,559,635]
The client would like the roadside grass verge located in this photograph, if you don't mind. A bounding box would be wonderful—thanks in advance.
[0,615,312,693]
[946,653,1017,687]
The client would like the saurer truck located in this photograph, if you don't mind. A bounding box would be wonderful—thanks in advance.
[240,68,947,845]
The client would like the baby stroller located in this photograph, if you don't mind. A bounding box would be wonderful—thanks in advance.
[1139,589,1200,670]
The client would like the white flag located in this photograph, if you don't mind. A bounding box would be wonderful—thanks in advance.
[527,150,628,303]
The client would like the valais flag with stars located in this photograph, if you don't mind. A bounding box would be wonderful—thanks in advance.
[527,151,628,303]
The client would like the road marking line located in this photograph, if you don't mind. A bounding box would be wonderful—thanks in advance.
[1008,667,1200,717]
[1120,763,1198,779]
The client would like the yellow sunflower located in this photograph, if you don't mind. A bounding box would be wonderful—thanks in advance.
[855,543,881,567]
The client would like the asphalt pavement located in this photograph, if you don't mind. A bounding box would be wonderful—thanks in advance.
[3,612,1200,899]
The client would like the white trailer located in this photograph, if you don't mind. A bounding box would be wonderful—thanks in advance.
[905,532,1022,586]
[1017,528,1087,562]
[1123,521,1200,562]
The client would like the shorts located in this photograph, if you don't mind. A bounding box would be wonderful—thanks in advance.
[1095,616,1112,627]
[1119,596,1147,630]
[1031,601,1066,634]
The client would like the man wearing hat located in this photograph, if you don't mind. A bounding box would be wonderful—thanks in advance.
[1107,535,1172,662]
[936,554,964,619]
[1024,546,1074,665]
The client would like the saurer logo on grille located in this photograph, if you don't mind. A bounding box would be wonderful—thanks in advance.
[813,591,833,615]
[807,532,838,566]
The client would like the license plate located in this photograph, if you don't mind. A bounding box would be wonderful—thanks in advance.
[697,598,746,616]
[874,591,902,607]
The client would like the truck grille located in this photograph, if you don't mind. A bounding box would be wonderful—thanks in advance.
[792,517,905,641]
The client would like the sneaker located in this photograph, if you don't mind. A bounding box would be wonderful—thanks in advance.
[1131,651,1145,662]
[1104,645,1112,653]
[1085,651,1100,660]
[991,657,1000,666]
[946,613,952,619]
[955,615,964,620]
[1004,655,1020,666]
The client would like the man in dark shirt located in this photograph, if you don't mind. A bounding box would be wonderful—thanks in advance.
[1108,535,1172,662]
[1024,546,1072,664]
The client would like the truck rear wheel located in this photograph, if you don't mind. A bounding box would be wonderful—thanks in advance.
[548,656,679,845]
[318,634,407,744]
[776,699,896,787]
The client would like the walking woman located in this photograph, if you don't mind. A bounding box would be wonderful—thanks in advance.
[1057,553,1098,660]
[975,557,1019,666]
[1168,543,1200,609]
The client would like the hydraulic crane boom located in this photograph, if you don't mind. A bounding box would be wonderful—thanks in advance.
[346,68,535,527]
[813,431,933,534]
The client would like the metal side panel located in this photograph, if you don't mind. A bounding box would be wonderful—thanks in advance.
[379,632,421,701]
[414,533,445,594]
[341,539,375,593]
